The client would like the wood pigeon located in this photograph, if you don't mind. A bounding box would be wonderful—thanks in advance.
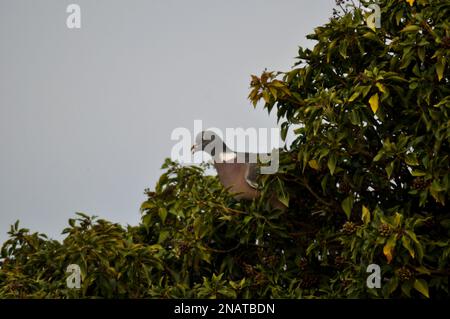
[191,130,285,209]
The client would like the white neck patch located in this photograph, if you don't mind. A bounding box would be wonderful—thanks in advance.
[216,152,236,163]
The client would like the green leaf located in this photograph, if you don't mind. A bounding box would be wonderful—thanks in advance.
[393,212,402,228]
[383,276,399,297]
[140,201,155,212]
[405,230,419,244]
[327,153,337,176]
[341,196,354,219]
[417,47,425,62]
[411,170,426,177]
[414,266,431,275]
[339,40,348,58]
[401,235,415,258]
[400,25,420,33]
[401,281,412,297]
[385,161,395,179]
[243,215,253,225]
[415,241,424,262]
[158,207,167,224]
[413,279,430,298]
[158,230,170,243]
[404,153,419,166]
[349,109,361,125]
[276,178,289,207]
[361,205,371,225]
[348,91,361,102]
[373,150,384,162]
[142,214,152,227]
[278,194,289,207]
[436,58,445,82]
[376,82,386,94]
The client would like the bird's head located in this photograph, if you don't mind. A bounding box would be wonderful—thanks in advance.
[191,130,229,157]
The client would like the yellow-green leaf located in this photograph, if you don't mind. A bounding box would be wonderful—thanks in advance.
[376,82,386,93]
[406,0,415,6]
[436,60,445,82]
[262,90,270,103]
[348,91,361,102]
[308,159,320,170]
[369,93,379,114]
[393,212,402,228]
[404,153,419,166]
[401,25,420,32]
[411,170,426,177]
[362,205,371,225]
[158,207,167,224]
[413,279,430,298]
[405,230,419,244]
[140,201,155,212]
[341,196,354,219]
[385,161,395,179]
[401,235,415,258]
[414,266,431,275]
[383,236,396,264]
[327,154,337,175]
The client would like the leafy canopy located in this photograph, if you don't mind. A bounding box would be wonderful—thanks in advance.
[1,0,449,298]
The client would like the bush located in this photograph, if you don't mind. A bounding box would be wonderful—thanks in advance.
[1,0,449,298]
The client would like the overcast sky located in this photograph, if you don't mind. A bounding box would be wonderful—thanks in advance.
[0,0,336,243]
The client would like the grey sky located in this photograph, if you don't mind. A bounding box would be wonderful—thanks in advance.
[0,0,335,243]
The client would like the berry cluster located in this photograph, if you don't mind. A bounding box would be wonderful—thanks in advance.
[378,223,393,237]
[397,267,414,281]
[341,221,357,234]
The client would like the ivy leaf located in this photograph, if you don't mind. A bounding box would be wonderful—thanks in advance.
[361,205,371,225]
[436,58,445,82]
[373,150,384,162]
[401,25,420,32]
[383,276,399,297]
[413,279,430,298]
[140,201,155,213]
[308,159,320,170]
[401,235,415,258]
[383,236,396,264]
[348,91,361,102]
[376,82,386,94]
[158,207,167,224]
[401,281,413,297]
[369,93,379,114]
[410,170,426,177]
[405,230,419,244]
[393,212,402,228]
[276,178,290,207]
[404,153,419,166]
[341,196,354,219]
[385,161,395,179]
[327,153,337,176]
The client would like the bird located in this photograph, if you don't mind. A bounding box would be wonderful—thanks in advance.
[191,130,286,209]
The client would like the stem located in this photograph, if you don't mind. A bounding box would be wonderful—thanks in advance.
[301,177,333,207]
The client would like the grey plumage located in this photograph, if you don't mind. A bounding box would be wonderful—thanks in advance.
[191,130,285,209]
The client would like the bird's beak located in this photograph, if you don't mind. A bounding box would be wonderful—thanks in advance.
[191,144,199,154]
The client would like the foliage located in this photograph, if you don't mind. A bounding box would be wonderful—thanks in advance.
[1,0,449,298]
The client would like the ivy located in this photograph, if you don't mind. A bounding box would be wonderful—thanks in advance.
[1,0,449,298]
